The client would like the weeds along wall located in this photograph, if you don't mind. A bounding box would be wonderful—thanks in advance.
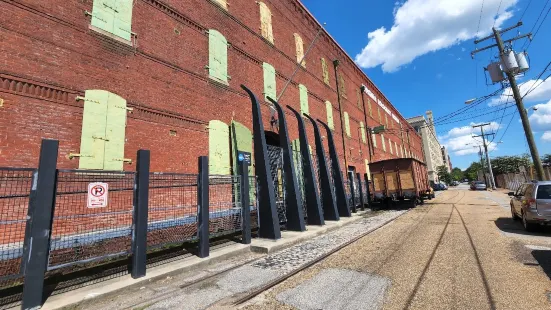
[0,0,424,174]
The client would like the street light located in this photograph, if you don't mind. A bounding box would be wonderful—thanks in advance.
[465,98,477,104]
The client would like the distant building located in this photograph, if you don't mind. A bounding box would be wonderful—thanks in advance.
[441,146,451,173]
[407,111,445,183]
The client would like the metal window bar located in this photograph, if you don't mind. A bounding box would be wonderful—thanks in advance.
[353,178,361,207]
[310,148,324,212]
[361,180,368,205]
[249,176,259,229]
[147,173,199,250]
[267,145,287,225]
[0,168,35,289]
[291,148,307,219]
[325,156,337,207]
[48,170,136,271]
[344,179,353,208]
[208,175,242,238]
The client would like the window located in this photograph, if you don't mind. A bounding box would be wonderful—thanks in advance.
[299,84,309,115]
[91,0,133,41]
[357,89,362,110]
[360,122,366,143]
[389,138,393,154]
[263,62,276,101]
[377,107,382,124]
[395,141,399,156]
[294,33,306,67]
[208,29,229,84]
[79,90,128,170]
[381,133,386,151]
[344,112,351,137]
[368,99,372,117]
[372,132,377,148]
[385,114,389,129]
[326,101,334,130]
[321,58,329,84]
[209,120,231,175]
[537,185,551,199]
[365,159,371,180]
[213,0,227,9]
[259,2,274,44]
[338,73,347,98]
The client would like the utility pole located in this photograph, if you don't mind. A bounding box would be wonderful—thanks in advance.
[473,123,496,189]
[471,23,545,181]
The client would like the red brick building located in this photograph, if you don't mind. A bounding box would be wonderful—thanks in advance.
[0,0,424,176]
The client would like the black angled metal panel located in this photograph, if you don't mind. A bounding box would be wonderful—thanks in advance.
[241,85,281,239]
[267,97,305,231]
[303,114,339,221]
[287,106,324,226]
[316,119,351,217]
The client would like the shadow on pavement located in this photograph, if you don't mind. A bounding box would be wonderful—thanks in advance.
[494,217,551,236]
[532,250,551,281]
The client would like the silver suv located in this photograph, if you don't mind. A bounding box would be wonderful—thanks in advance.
[509,181,551,231]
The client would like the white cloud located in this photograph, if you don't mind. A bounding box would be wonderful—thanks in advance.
[543,131,551,142]
[489,79,551,106]
[440,122,501,156]
[529,100,551,132]
[354,0,518,72]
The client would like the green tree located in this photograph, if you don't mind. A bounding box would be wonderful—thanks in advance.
[464,162,483,181]
[490,155,531,175]
[450,167,463,181]
[436,165,453,185]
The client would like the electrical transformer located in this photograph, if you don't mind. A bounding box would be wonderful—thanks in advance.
[487,62,506,83]
[501,50,519,74]
[515,52,530,73]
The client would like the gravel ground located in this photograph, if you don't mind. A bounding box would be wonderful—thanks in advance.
[241,189,551,310]
[70,209,406,310]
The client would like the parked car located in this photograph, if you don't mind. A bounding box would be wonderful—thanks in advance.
[440,183,448,190]
[509,181,551,231]
[431,183,443,191]
[471,181,487,191]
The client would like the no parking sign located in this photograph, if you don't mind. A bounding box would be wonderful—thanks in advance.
[87,182,109,208]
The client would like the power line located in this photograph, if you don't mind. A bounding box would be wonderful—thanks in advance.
[519,0,533,21]
[525,2,551,50]
[521,0,551,50]
[476,0,486,38]
[493,0,504,28]
[432,88,502,123]
[522,61,551,98]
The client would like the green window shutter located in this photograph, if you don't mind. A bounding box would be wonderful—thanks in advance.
[263,62,276,101]
[381,133,386,151]
[299,84,309,116]
[344,112,351,137]
[389,138,393,154]
[325,101,334,130]
[378,107,381,123]
[321,58,329,84]
[365,159,371,180]
[91,0,115,34]
[208,120,231,175]
[79,90,109,170]
[339,73,347,99]
[113,0,133,41]
[360,122,366,143]
[372,132,377,148]
[385,114,389,129]
[230,121,253,176]
[357,90,362,109]
[213,0,227,9]
[208,30,229,83]
[395,142,399,157]
[103,92,127,170]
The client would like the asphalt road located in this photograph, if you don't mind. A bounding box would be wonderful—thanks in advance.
[241,186,551,310]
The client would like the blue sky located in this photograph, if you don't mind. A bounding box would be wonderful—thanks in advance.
[302,0,551,170]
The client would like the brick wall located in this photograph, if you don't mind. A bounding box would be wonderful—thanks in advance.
[0,0,424,175]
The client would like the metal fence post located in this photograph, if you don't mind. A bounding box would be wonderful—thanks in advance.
[239,160,251,244]
[197,156,209,258]
[131,150,150,279]
[21,139,59,310]
[348,171,357,213]
[357,173,365,211]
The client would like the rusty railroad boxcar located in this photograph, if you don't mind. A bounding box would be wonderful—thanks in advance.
[369,158,432,208]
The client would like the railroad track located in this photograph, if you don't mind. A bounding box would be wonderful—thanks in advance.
[229,191,467,307]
